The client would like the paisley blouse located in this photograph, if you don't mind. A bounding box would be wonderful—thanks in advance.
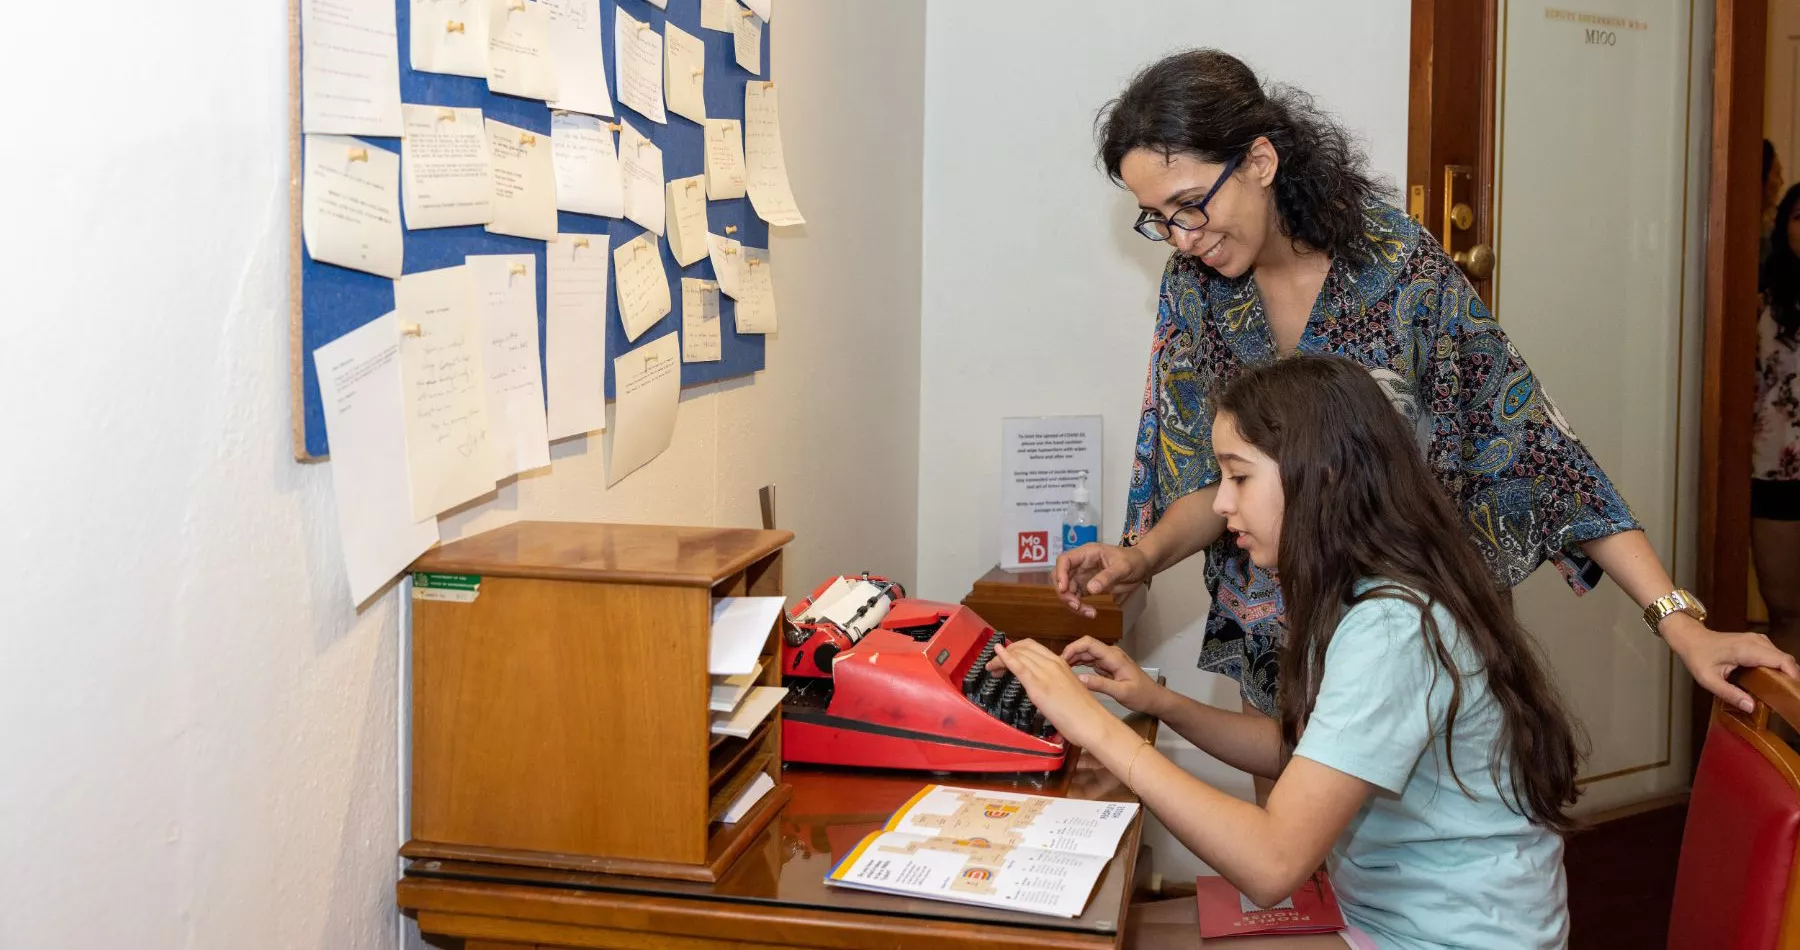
[1122,202,1640,715]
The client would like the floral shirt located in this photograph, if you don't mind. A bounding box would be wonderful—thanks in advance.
[1123,202,1640,716]
[1755,302,1800,480]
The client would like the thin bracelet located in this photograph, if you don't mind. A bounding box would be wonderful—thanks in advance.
[1124,738,1152,793]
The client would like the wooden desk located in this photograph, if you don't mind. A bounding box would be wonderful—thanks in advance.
[399,715,1157,950]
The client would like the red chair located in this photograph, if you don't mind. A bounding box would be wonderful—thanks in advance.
[1668,668,1800,949]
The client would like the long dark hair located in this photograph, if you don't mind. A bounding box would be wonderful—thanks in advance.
[1217,355,1583,833]
[1764,183,1800,343]
[1096,49,1385,268]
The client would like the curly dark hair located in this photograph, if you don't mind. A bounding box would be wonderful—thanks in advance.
[1765,183,1800,344]
[1096,49,1388,269]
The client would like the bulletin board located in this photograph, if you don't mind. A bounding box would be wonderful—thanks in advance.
[289,0,771,460]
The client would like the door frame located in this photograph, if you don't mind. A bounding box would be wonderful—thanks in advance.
[1407,0,1764,774]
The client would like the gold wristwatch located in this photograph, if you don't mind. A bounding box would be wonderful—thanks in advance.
[1643,588,1707,636]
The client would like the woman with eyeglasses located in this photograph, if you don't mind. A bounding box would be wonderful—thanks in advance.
[1053,49,1796,743]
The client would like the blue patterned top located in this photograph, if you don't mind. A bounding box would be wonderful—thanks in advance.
[1123,202,1639,716]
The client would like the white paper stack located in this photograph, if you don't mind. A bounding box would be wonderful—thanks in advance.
[721,772,776,823]
[707,596,788,738]
[709,661,763,712]
[709,683,786,738]
[708,596,783,674]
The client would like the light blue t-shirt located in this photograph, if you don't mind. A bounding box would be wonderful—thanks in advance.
[1291,582,1568,950]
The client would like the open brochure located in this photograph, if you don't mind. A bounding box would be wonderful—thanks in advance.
[825,784,1139,918]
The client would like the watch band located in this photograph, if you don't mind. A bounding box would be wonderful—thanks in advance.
[1643,588,1708,636]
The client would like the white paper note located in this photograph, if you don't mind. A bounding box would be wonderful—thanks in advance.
[396,266,496,519]
[486,0,558,101]
[665,176,709,267]
[703,118,746,200]
[735,247,775,333]
[542,0,613,117]
[467,254,551,480]
[701,0,736,32]
[743,0,772,22]
[710,686,787,737]
[645,0,668,7]
[706,232,744,299]
[619,120,666,235]
[664,22,708,124]
[709,596,785,674]
[546,233,610,439]
[304,135,404,278]
[681,278,722,363]
[410,0,490,77]
[302,0,403,136]
[614,9,667,124]
[720,772,776,823]
[608,332,681,486]
[614,232,672,341]
[732,4,763,75]
[314,313,440,605]
[744,83,805,226]
[551,112,624,217]
[485,118,558,240]
[710,662,763,712]
[401,105,494,229]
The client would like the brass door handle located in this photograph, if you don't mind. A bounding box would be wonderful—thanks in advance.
[1453,244,1496,281]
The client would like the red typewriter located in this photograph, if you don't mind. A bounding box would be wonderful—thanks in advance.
[780,574,1068,773]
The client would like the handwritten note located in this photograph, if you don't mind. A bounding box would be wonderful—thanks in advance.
[745,82,804,226]
[706,232,744,299]
[619,119,666,235]
[734,247,776,334]
[614,8,667,124]
[396,266,496,519]
[410,0,489,78]
[701,0,736,31]
[401,104,493,229]
[733,4,763,75]
[681,278,722,362]
[665,176,709,267]
[703,118,746,200]
[543,0,613,117]
[614,232,672,342]
[552,111,624,217]
[314,312,439,605]
[485,118,558,240]
[665,22,708,124]
[466,255,551,480]
[303,135,404,278]
[486,0,557,101]
[608,332,681,486]
[546,233,610,439]
[302,0,403,136]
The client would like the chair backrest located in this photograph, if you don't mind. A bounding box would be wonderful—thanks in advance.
[1668,668,1800,949]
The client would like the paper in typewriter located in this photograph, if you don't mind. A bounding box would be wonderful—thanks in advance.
[827,785,1139,918]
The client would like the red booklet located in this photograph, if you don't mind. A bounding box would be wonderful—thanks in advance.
[1195,872,1348,939]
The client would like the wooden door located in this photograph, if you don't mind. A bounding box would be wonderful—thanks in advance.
[1410,1,1765,944]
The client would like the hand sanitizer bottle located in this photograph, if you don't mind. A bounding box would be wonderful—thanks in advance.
[1062,471,1099,553]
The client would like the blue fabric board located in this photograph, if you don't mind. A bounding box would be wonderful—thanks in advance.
[299,0,771,457]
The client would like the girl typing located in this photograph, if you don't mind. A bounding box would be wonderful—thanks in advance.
[991,354,1582,949]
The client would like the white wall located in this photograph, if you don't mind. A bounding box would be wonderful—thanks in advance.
[916,0,1412,882]
[0,1,922,946]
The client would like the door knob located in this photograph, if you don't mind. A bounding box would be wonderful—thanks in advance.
[1453,244,1495,281]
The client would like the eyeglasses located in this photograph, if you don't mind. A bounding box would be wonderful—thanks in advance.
[1132,151,1246,241]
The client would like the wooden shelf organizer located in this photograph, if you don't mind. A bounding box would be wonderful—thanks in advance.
[402,521,795,882]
